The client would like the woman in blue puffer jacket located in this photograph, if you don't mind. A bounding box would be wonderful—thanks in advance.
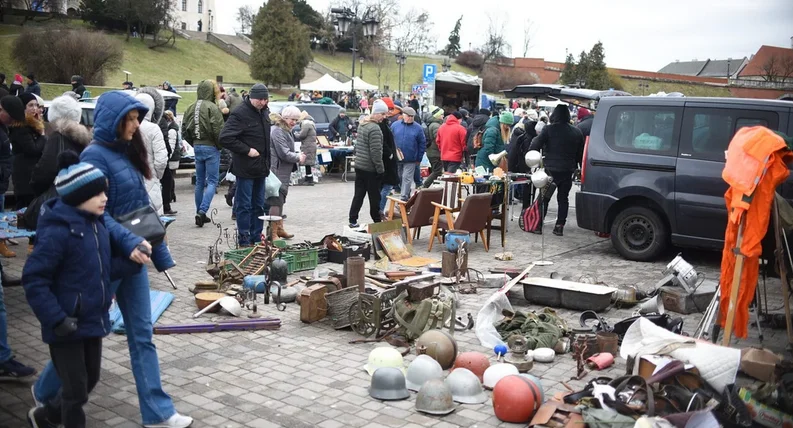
[31,91,193,428]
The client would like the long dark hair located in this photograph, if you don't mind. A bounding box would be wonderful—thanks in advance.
[127,129,152,180]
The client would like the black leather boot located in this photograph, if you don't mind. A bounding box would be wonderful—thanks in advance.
[553,225,564,236]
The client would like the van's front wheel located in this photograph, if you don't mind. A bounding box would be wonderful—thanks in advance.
[611,206,668,261]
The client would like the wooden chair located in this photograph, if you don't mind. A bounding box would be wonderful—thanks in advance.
[439,176,464,212]
[386,188,443,244]
[428,193,493,252]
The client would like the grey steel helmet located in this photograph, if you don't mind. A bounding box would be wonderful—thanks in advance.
[415,379,456,415]
[369,367,410,401]
[444,368,488,404]
[405,355,444,392]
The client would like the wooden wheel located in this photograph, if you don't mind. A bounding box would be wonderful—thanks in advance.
[349,301,376,337]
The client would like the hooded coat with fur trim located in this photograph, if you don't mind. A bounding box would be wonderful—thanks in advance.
[31,119,92,196]
[10,115,46,198]
[135,90,168,214]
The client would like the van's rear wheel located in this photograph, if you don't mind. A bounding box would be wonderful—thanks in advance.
[611,206,668,261]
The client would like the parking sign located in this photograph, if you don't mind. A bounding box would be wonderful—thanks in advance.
[423,64,437,84]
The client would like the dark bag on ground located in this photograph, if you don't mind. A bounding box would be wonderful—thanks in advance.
[115,205,166,246]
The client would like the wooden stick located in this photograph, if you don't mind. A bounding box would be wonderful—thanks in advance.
[286,280,300,288]
[773,198,793,346]
[366,277,392,288]
[723,217,746,346]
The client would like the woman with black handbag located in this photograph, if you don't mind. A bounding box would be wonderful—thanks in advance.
[29,91,193,428]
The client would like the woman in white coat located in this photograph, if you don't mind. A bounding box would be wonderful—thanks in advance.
[134,88,168,214]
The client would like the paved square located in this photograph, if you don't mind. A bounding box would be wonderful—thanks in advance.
[0,174,788,427]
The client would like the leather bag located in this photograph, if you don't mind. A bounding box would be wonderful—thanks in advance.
[115,205,166,245]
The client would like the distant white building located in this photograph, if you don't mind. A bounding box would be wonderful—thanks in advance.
[172,0,216,32]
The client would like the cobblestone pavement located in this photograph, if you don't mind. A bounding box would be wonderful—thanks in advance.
[1,174,790,427]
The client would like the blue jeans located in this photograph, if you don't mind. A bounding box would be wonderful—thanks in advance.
[235,177,266,246]
[379,184,394,213]
[34,266,176,425]
[413,166,422,187]
[0,273,11,363]
[194,145,220,214]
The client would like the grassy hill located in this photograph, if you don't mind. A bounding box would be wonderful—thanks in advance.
[621,79,731,97]
[313,51,480,92]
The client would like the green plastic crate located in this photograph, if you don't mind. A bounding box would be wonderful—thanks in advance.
[284,248,318,272]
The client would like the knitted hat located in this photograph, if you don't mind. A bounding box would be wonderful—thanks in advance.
[429,105,443,119]
[18,92,37,108]
[371,99,388,114]
[13,74,23,85]
[527,109,539,121]
[55,151,108,207]
[577,108,591,120]
[281,105,301,120]
[499,111,514,125]
[250,83,269,100]
[47,95,82,123]
[26,73,35,81]
[459,108,469,118]
[0,95,25,122]
[381,97,395,110]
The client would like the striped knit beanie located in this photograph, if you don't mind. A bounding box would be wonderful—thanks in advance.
[55,151,108,206]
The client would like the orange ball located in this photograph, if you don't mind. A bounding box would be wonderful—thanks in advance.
[492,375,542,423]
[452,352,491,382]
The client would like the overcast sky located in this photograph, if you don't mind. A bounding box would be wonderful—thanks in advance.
[216,0,793,71]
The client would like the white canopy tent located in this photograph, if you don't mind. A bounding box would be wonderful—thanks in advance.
[347,77,378,91]
[300,74,348,92]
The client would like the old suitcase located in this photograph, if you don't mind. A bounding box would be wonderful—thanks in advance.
[300,284,328,323]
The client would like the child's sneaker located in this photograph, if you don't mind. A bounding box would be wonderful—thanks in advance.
[0,358,36,381]
[27,407,57,428]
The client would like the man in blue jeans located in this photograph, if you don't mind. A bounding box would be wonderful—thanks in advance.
[220,83,272,246]
[391,107,426,201]
[181,80,224,227]
[0,267,36,381]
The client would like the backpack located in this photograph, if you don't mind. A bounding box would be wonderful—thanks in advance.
[473,128,485,149]
[391,289,455,340]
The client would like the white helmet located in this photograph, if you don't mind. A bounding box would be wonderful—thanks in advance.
[445,368,488,404]
[364,347,406,376]
[531,169,551,188]
[525,150,541,168]
[405,355,443,392]
[483,363,519,390]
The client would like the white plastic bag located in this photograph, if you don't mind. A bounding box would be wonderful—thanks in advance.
[475,279,515,350]
[225,171,236,183]
[265,173,282,199]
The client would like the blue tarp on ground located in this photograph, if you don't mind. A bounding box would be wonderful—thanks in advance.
[108,290,174,334]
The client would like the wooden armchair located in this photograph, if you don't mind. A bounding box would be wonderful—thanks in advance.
[428,193,493,252]
[386,188,443,244]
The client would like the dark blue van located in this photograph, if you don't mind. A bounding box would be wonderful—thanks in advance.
[576,96,793,261]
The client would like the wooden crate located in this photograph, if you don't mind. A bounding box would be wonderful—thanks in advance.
[300,284,328,323]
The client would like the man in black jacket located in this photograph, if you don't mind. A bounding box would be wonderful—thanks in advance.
[219,83,272,247]
[70,75,86,99]
[529,104,584,236]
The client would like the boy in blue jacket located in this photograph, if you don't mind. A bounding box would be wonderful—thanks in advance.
[23,152,114,428]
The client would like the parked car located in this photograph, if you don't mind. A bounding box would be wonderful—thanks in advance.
[268,102,343,139]
[575,96,793,261]
[43,101,96,130]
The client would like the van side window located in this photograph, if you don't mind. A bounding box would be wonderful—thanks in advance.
[605,106,679,155]
[680,108,779,162]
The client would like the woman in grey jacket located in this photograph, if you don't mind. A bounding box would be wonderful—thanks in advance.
[269,106,305,239]
[296,110,317,185]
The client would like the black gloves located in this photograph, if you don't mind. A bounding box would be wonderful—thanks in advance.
[54,317,78,337]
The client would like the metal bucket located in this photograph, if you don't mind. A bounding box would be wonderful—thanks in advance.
[596,332,619,356]
[445,230,470,253]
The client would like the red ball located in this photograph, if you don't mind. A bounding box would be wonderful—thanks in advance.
[492,375,542,423]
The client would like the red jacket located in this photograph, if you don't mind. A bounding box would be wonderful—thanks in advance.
[437,115,467,162]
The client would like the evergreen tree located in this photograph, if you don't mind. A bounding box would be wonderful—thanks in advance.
[442,16,462,58]
[249,0,312,86]
[575,50,589,87]
[560,53,576,85]
[586,41,610,90]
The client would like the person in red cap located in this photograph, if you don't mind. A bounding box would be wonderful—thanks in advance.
[576,108,593,139]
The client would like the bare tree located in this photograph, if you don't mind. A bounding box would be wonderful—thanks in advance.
[479,14,511,69]
[521,18,533,58]
[780,55,793,83]
[391,8,435,53]
[761,55,780,82]
[236,5,256,34]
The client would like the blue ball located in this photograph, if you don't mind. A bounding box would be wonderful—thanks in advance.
[494,344,508,357]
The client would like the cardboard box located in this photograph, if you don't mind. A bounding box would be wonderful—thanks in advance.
[740,347,782,383]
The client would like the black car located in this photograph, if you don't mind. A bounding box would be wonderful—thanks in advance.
[575,96,793,261]
[268,102,343,139]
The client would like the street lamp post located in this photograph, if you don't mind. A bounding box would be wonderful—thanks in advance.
[332,7,379,95]
[360,57,364,79]
[395,49,407,97]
